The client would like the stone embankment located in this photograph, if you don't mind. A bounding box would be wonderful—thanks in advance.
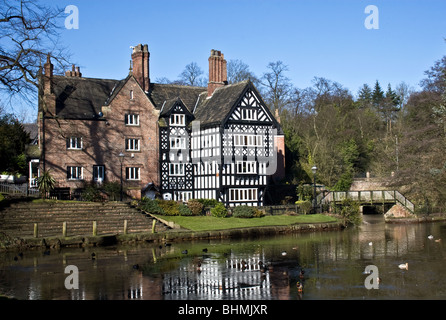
[0,200,170,250]
[0,200,345,251]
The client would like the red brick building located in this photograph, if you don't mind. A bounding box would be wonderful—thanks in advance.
[36,44,285,203]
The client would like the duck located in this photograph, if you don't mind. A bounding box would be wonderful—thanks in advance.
[435,239,442,243]
[296,281,303,293]
[368,242,373,246]
[299,269,305,279]
[428,235,434,240]
[398,263,408,270]
[181,250,188,254]
[132,264,140,270]
[281,251,287,256]
[202,248,208,253]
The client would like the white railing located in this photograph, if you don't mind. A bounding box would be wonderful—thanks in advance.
[0,182,40,197]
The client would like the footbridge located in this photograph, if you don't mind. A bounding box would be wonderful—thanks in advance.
[317,190,415,213]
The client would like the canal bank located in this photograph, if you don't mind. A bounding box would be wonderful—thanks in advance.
[0,220,345,251]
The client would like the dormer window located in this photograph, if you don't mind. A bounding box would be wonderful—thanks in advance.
[170,114,185,126]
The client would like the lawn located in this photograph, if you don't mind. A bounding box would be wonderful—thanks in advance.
[154,214,339,231]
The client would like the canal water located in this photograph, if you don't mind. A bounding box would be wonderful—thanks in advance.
[1,214,446,300]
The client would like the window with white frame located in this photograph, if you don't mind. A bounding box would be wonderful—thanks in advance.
[233,134,263,147]
[67,137,82,150]
[93,165,105,183]
[125,138,140,151]
[229,188,258,202]
[67,166,83,180]
[170,114,185,126]
[170,137,186,149]
[169,163,185,176]
[125,114,139,126]
[236,161,257,174]
[180,191,193,202]
[241,108,257,120]
[125,167,140,180]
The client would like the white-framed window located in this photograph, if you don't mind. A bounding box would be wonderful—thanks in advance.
[229,188,258,202]
[169,163,185,176]
[125,167,140,180]
[125,138,140,151]
[125,114,139,126]
[67,137,82,150]
[241,108,257,120]
[233,134,263,147]
[170,137,186,149]
[170,114,185,126]
[67,166,83,180]
[236,161,257,174]
[180,191,193,202]
[93,165,105,183]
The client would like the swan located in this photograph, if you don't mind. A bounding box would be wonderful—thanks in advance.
[398,263,408,270]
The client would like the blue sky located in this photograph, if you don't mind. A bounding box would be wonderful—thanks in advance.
[13,0,446,119]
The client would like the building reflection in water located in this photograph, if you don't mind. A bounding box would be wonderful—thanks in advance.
[161,252,290,300]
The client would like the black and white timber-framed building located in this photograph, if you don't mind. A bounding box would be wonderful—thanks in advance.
[158,49,285,206]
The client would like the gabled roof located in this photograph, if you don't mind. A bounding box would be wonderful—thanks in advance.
[51,75,121,119]
[193,80,249,126]
[159,97,195,119]
[148,83,205,112]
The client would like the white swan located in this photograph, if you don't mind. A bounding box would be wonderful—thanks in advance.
[398,263,408,270]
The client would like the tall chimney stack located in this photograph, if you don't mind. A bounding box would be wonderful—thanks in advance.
[207,49,227,97]
[131,44,150,92]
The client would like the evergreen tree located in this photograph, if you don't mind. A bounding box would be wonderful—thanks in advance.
[357,83,373,108]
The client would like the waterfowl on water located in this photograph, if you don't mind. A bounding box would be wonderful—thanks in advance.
[428,235,434,240]
[398,263,408,270]
[435,239,442,242]
[281,251,287,256]
[299,269,305,279]
[368,242,373,246]
[182,250,188,254]
[296,281,303,293]
[202,248,208,253]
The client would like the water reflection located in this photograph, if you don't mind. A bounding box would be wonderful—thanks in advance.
[1,215,446,300]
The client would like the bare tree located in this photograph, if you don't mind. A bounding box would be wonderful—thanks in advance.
[260,61,293,113]
[0,0,70,107]
[227,59,259,86]
[178,62,206,87]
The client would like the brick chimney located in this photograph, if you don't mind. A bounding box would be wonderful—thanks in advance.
[43,53,56,115]
[207,49,227,97]
[131,44,150,92]
[65,64,82,77]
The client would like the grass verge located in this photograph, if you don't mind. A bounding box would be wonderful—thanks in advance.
[153,214,339,231]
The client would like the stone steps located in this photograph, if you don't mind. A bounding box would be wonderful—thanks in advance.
[0,201,170,238]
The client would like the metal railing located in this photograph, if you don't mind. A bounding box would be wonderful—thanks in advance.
[0,182,40,197]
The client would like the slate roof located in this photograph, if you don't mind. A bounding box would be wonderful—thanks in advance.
[52,75,121,119]
[47,75,282,133]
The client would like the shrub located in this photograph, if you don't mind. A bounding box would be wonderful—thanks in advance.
[187,199,204,216]
[178,203,194,216]
[210,202,228,218]
[81,183,103,202]
[340,198,361,225]
[232,205,255,218]
[197,198,219,207]
[103,181,121,201]
[157,200,180,216]
[37,169,55,199]
[139,197,165,215]
[295,200,312,215]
